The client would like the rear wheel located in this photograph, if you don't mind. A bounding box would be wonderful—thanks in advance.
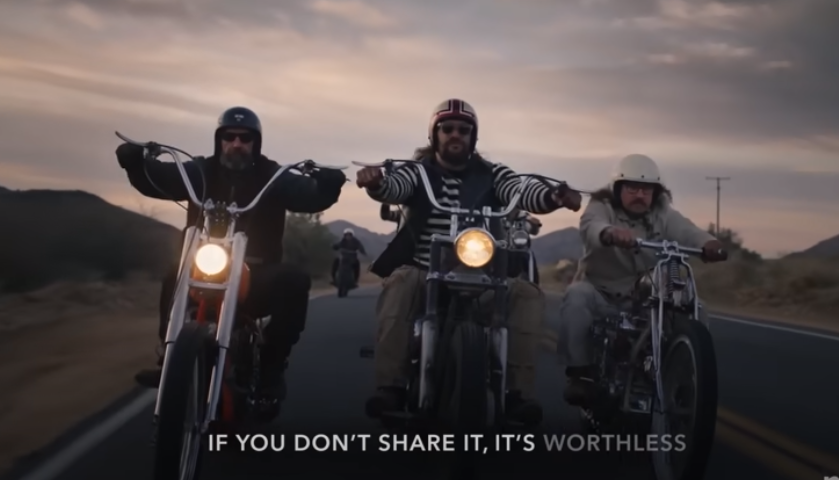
[154,322,213,480]
[650,317,718,480]
[337,263,351,298]
[440,322,488,432]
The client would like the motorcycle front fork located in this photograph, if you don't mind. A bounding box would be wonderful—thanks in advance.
[411,320,508,418]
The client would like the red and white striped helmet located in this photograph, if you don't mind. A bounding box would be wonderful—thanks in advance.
[427,98,479,150]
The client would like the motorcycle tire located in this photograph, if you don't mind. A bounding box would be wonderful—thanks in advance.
[154,322,213,480]
[650,317,718,480]
[440,322,488,432]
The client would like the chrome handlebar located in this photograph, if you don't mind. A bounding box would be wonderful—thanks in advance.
[636,238,728,260]
[352,159,596,218]
[116,131,346,215]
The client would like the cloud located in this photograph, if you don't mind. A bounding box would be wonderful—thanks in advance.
[308,0,398,28]
[0,0,836,255]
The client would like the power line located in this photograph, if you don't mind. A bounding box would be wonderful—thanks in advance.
[705,176,731,236]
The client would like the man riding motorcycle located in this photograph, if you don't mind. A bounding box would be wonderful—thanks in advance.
[557,153,725,406]
[116,106,346,408]
[331,228,367,285]
[356,98,582,426]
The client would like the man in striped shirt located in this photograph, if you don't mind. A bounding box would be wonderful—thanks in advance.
[357,98,581,427]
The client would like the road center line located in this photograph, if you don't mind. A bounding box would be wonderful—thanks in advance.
[715,422,824,480]
[716,407,839,476]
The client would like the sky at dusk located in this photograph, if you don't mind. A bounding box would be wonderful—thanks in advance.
[0,0,837,256]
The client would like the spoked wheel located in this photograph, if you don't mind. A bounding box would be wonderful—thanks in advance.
[439,322,488,431]
[650,317,718,480]
[438,322,488,480]
[154,322,214,480]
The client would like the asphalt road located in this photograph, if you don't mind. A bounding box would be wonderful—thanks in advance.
[6,286,839,480]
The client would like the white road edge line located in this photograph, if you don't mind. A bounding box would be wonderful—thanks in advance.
[18,390,157,480]
[710,314,839,341]
[18,291,335,480]
[547,291,839,341]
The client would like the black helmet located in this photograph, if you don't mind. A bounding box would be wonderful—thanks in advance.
[214,106,262,157]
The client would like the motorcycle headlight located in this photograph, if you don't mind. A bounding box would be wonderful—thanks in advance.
[195,244,228,276]
[454,229,495,268]
[511,230,529,247]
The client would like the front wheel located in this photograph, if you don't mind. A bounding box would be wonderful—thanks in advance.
[439,322,488,432]
[650,317,718,480]
[154,322,213,480]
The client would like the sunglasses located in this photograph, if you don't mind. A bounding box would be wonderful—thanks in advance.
[220,131,255,143]
[623,183,655,194]
[438,123,473,136]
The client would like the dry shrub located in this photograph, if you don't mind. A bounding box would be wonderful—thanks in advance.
[0,273,159,332]
[693,255,839,319]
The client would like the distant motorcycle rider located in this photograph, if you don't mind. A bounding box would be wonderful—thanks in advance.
[356,98,582,426]
[115,106,345,408]
[331,228,367,285]
[557,154,726,406]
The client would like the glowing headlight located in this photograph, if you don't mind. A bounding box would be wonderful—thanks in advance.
[195,244,228,275]
[455,229,495,268]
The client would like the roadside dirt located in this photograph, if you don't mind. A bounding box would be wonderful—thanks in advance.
[0,278,160,473]
[0,275,352,475]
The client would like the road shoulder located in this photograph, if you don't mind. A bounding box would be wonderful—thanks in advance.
[0,283,337,477]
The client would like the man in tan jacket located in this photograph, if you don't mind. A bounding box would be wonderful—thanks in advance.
[557,153,726,406]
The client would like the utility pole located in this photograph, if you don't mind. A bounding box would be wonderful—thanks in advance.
[705,176,730,236]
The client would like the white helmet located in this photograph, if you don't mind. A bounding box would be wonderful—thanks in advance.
[343,228,354,235]
[427,98,479,151]
[608,154,663,191]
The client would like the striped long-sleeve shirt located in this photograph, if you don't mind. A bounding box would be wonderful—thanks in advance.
[367,162,560,267]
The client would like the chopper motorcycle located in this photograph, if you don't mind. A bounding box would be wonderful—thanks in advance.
[582,238,727,480]
[356,160,580,434]
[115,132,346,480]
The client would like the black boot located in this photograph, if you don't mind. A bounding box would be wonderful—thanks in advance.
[563,365,598,407]
[505,391,543,427]
[365,387,405,419]
[259,351,288,402]
[255,351,288,422]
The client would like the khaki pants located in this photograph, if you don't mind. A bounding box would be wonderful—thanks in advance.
[556,280,710,367]
[373,265,545,399]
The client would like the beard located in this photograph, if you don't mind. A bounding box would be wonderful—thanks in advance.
[438,140,471,166]
[220,149,253,171]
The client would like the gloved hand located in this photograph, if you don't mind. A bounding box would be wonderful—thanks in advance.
[312,168,347,192]
[356,167,384,189]
[554,186,582,212]
[701,239,727,262]
[601,226,636,248]
[115,143,145,170]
